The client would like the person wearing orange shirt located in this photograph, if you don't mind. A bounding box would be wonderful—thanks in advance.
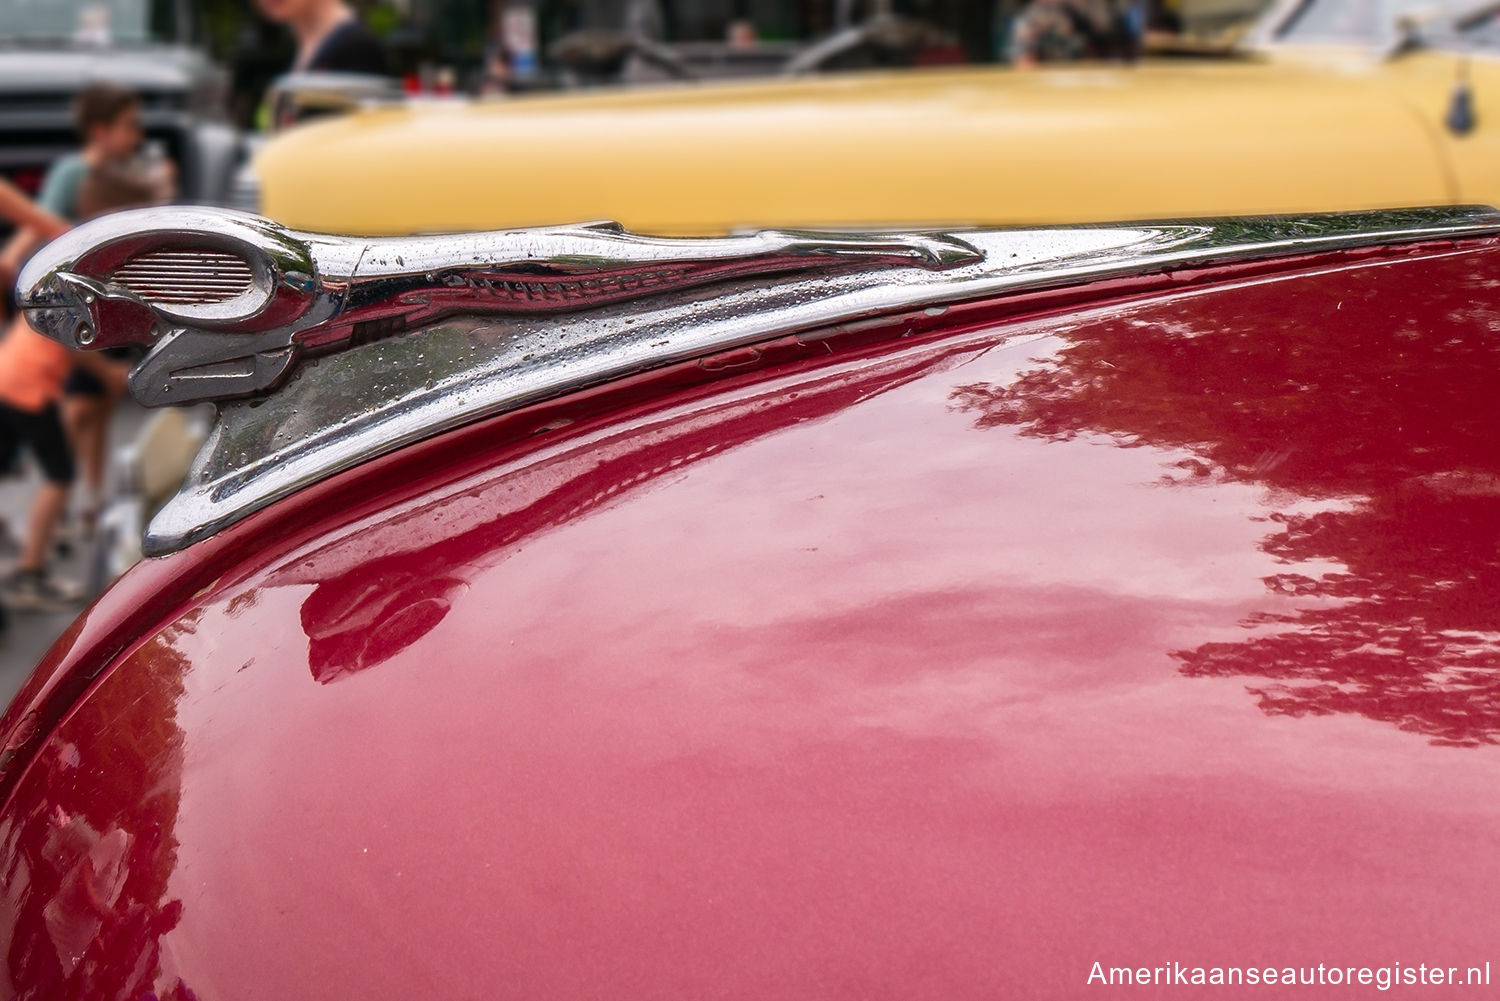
[0,318,129,609]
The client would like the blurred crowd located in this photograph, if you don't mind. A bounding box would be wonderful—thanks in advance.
[221,0,1207,111]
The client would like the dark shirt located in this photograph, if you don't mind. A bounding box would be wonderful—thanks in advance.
[304,19,391,76]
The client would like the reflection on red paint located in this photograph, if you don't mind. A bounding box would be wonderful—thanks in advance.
[1,618,195,1000]
[1,245,1499,999]
[952,249,1500,745]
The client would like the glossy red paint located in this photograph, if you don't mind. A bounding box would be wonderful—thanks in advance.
[3,242,1500,998]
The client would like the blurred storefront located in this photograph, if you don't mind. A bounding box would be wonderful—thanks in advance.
[398,0,1005,87]
[211,0,1266,115]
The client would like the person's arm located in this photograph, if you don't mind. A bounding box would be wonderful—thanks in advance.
[0,224,43,271]
[0,178,67,240]
[0,229,40,298]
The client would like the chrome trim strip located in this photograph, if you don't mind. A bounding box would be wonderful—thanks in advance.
[16,206,1500,554]
[18,208,983,407]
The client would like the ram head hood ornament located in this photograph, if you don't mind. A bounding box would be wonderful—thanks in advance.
[16,205,1500,556]
[16,207,983,407]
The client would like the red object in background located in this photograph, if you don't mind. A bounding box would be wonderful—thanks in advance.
[4,166,45,197]
[2,241,1500,998]
[915,43,968,65]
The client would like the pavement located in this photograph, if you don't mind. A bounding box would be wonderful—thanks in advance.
[0,400,150,701]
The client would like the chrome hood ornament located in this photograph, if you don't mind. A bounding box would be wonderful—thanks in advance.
[15,206,1500,555]
[17,207,982,406]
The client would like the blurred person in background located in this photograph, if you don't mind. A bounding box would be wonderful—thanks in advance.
[257,0,393,129]
[1008,0,1141,65]
[0,84,151,298]
[0,181,67,592]
[36,84,171,226]
[0,162,161,611]
[478,46,512,97]
[33,83,172,542]
[727,18,760,48]
[0,316,130,609]
[257,0,392,76]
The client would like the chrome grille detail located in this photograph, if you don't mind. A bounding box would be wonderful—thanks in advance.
[111,249,255,305]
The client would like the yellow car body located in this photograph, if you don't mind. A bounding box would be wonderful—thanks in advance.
[255,37,1500,235]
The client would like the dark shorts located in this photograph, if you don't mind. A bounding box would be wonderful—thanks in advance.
[0,401,75,485]
[64,346,140,398]
[63,367,105,397]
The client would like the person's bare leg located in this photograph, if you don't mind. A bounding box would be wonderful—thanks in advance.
[18,481,67,572]
[84,405,107,503]
[64,396,108,524]
[64,397,102,488]
[61,394,82,445]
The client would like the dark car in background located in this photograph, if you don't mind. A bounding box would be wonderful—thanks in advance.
[0,0,242,225]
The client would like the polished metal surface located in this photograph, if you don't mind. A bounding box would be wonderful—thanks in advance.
[15,205,1500,554]
[17,207,982,406]
[19,208,320,363]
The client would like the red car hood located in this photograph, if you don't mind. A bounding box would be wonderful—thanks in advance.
[2,243,1499,998]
